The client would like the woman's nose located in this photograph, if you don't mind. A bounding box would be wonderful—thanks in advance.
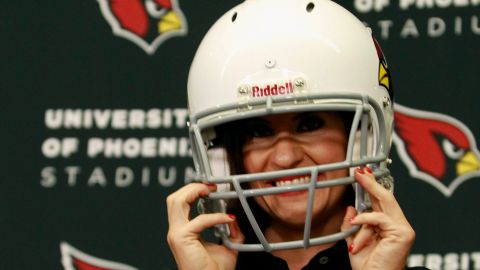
[270,136,304,169]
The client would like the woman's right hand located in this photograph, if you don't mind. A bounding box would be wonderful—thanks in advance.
[166,183,244,270]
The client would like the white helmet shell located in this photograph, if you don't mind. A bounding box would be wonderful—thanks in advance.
[189,0,391,118]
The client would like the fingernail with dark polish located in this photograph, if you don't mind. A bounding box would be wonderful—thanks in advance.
[365,167,372,174]
[227,214,236,220]
[355,167,364,174]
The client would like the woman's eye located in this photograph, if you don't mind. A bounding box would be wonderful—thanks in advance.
[296,116,325,132]
[246,123,273,138]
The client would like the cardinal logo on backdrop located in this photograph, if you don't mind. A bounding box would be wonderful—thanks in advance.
[97,0,188,55]
[393,104,480,197]
[61,242,138,270]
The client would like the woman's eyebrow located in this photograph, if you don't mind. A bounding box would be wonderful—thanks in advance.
[293,112,318,121]
[244,117,270,126]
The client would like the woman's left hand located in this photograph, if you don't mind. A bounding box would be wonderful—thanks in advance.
[341,167,416,270]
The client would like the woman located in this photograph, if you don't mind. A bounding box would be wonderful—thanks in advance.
[168,0,426,269]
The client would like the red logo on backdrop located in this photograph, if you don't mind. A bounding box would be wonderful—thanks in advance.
[61,242,138,270]
[97,0,188,55]
[393,104,480,197]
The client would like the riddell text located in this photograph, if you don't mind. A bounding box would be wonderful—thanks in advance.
[252,82,293,97]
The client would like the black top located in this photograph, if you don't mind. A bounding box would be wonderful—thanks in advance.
[235,241,429,270]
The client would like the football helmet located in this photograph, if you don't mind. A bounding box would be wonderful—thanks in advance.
[187,0,394,252]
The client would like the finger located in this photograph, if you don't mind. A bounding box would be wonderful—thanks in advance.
[167,183,217,227]
[340,206,357,251]
[354,167,391,202]
[340,206,357,232]
[349,224,376,254]
[350,211,394,232]
[187,213,236,235]
[350,211,416,246]
[169,182,217,206]
[354,168,401,216]
[227,216,245,244]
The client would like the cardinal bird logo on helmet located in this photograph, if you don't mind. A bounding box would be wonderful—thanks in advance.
[60,242,138,270]
[97,0,188,55]
[393,104,480,197]
[373,37,393,99]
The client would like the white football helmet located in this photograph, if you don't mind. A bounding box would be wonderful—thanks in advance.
[187,0,394,252]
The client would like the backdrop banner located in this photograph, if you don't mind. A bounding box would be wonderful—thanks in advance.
[1,1,479,269]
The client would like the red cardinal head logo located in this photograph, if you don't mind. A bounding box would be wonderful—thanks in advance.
[97,0,188,55]
[393,104,480,197]
[373,37,393,99]
[60,242,138,270]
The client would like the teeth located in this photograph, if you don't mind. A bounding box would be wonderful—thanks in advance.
[275,176,310,187]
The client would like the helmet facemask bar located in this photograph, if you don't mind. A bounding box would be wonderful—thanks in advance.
[190,93,391,252]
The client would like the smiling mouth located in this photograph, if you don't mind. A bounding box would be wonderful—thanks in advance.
[258,174,328,197]
[266,174,322,188]
[273,176,310,187]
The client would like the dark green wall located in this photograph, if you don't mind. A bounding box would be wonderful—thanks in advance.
[1,1,479,269]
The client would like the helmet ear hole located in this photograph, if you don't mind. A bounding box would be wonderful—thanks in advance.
[306,2,315,12]
[232,12,238,22]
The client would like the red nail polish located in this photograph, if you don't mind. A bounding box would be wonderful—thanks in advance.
[355,167,364,174]
[227,214,236,220]
[365,167,372,174]
[348,243,354,253]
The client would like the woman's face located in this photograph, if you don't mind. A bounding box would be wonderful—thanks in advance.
[242,111,349,228]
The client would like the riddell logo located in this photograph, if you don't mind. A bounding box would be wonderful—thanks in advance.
[251,81,294,98]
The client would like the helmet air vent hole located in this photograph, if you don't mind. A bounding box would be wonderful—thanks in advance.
[265,59,276,68]
[306,2,315,12]
[232,12,238,22]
